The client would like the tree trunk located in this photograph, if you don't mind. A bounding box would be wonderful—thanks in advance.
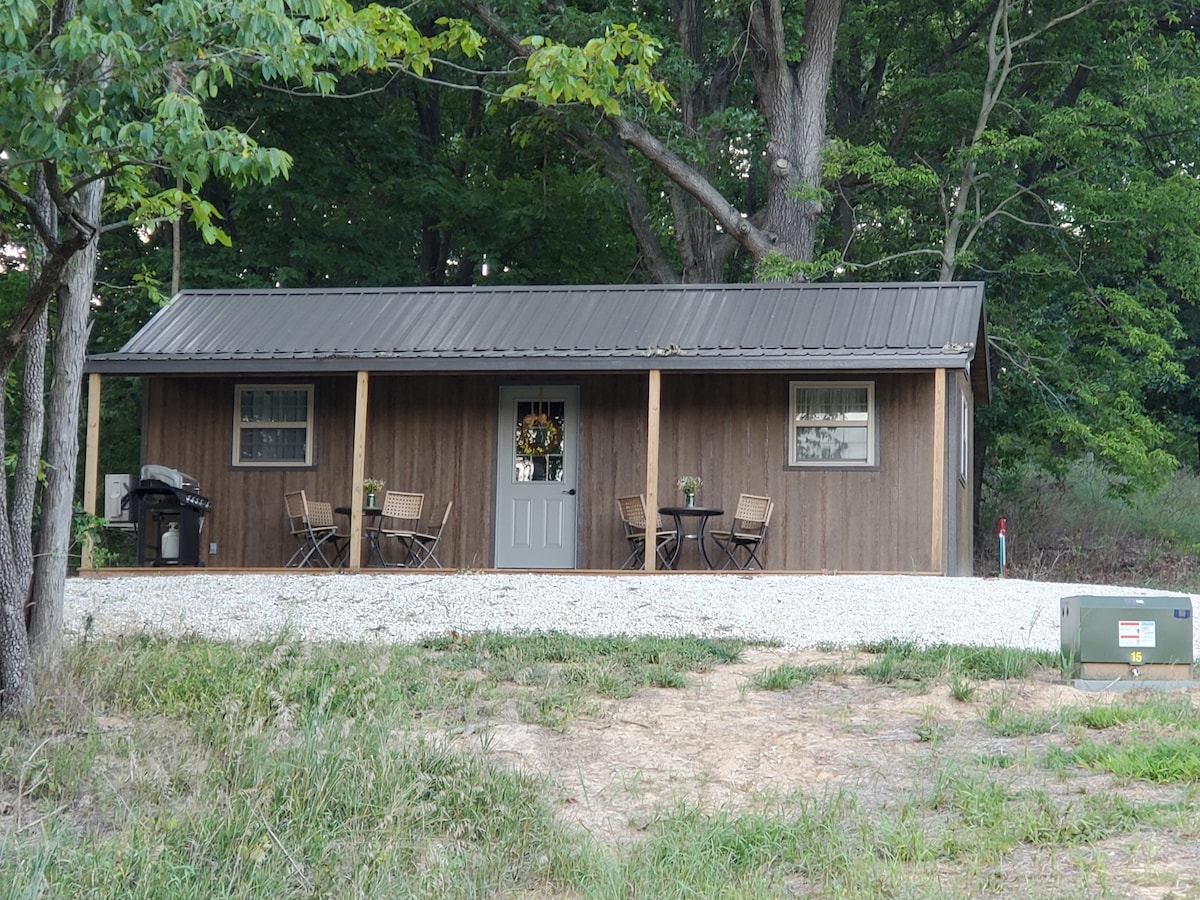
[0,205,92,375]
[0,420,35,716]
[611,0,845,278]
[0,171,54,718]
[30,180,105,672]
[0,320,44,716]
[559,121,681,283]
[666,0,739,283]
[462,0,844,281]
[748,0,845,274]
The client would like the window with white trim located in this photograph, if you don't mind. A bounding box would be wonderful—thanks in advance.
[233,384,314,466]
[789,381,875,466]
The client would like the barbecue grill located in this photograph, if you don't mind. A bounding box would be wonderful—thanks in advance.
[131,465,212,566]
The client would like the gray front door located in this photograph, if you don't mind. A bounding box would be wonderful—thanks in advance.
[494,386,579,568]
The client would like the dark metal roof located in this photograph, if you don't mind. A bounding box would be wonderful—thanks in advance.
[86,282,989,398]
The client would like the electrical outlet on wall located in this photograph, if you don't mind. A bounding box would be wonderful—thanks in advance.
[209,542,217,556]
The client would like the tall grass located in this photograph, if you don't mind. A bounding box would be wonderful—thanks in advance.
[979,463,1200,588]
[856,640,1059,687]
[3,632,1199,898]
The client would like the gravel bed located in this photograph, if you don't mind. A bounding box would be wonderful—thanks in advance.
[64,573,1200,655]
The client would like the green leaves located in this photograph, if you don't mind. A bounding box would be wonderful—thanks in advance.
[502,24,673,115]
[0,0,484,251]
[823,141,938,192]
[0,0,35,50]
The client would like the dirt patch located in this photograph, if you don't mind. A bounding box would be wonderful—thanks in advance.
[453,647,1200,896]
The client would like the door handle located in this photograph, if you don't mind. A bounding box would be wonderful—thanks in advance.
[562,488,577,495]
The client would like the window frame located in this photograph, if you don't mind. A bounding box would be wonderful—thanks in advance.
[231,383,315,468]
[788,380,877,468]
[959,389,970,487]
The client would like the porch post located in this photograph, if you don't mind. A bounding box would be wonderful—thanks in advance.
[81,373,102,570]
[644,369,662,571]
[349,370,370,568]
[931,368,947,574]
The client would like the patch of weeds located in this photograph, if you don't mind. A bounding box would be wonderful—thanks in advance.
[560,660,634,699]
[1071,694,1199,731]
[644,665,688,689]
[0,725,106,809]
[442,632,744,670]
[1058,651,1078,682]
[855,641,1054,690]
[928,772,1161,861]
[859,637,920,657]
[914,722,949,745]
[519,691,598,731]
[974,752,1017,769]
[1007,790,1158,846]
[750,663,835,691]
[950,673,976,702]
[949,645,1057,681]
[871,805,937,862]
[1052,737,1200,783]
[618,793,876,895]
[413,632,748,730]
[928,768,1010,826]
[858,651,897,684]
[981,700,1067,737]
[856,640,939,688]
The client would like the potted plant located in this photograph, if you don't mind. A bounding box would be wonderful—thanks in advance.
[363,477,384,506]
[676,475,702,507]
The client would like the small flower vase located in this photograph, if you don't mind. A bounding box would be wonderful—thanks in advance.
[685,491,696,508]
[366,492,377,508]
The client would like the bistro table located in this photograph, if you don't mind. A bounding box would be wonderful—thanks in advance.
[658,505,723,569]
[334,505,386,567]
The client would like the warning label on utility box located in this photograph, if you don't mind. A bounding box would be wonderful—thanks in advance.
[1118,620,1157,648]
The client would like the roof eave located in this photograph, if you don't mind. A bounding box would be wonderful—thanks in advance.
[84,351,978,376]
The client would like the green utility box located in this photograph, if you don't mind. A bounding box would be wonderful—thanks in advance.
[1061,595,1193,683]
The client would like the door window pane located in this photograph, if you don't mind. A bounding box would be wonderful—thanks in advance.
[513,400,565,482]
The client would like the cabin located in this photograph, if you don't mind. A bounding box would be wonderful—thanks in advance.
[82,281,990,574]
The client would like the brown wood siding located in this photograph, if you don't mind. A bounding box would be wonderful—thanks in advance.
[365,375,495,568]
[137,370,944,572]
[577,375,649,568]
[656,372,935,572]
[144,376,356,568]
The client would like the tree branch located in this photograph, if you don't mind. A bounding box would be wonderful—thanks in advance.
[610,116,773,260]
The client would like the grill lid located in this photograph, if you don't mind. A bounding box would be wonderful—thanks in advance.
[140,464,199,491]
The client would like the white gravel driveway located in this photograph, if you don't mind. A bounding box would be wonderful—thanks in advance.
[64,572,1200,655]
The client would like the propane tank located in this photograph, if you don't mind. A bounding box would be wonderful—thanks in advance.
[161,522,180,560]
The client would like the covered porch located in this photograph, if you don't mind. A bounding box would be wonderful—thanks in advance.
[82,282,988,574]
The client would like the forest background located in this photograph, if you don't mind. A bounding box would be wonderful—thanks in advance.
[5,0,1200,715]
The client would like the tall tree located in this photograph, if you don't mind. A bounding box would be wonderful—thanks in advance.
[826,0,1200,494]
[453,0,1200,496]
[464,0,845,281]
[0,0,482,716]
[152,68,640,290]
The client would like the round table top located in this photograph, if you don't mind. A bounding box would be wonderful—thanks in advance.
[659,505,724,516]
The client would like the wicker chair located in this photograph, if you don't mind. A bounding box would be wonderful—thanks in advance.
[406,500,454,568]
[617,495,678,569]
[709,494,774,570]
[376,490,424,566]
[284,490,348,568]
